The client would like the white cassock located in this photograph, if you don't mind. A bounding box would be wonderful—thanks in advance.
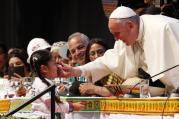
[141,15,179,89]
[79,14,179,91]
[79,40,140,82]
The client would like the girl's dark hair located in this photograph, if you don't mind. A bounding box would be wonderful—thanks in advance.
[85,38,108,63]
[30,49,51,87]
[30,49,61,103]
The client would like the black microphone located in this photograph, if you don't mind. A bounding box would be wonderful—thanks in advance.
[124,64,179,98]
[138,68,151,79]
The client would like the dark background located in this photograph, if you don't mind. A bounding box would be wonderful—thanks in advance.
[1,0,179,50]
[0,0,115,50]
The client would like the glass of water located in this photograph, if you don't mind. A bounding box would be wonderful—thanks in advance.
[140,79,150,98]
[64,80,72,96]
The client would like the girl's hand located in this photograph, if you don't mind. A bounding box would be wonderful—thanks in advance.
[72,102,86,111]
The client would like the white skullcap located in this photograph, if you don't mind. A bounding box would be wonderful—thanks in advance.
[51,41,68,59]
[109,6,137,19]
[27,38,51,63]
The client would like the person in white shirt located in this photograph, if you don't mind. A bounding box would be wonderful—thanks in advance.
[60,6,179,95]
[30,49,85,119]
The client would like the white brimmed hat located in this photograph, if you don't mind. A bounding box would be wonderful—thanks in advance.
[27,38,51,63]
[109,6,137,19]
[51,41,68,59]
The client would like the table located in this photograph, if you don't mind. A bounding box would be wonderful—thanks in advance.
[1,97,179,119]
[61,96,179,115]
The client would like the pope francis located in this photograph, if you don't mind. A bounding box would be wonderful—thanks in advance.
[60,6,179,96]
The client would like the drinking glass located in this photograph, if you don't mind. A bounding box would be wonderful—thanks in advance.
[140,79,150,98]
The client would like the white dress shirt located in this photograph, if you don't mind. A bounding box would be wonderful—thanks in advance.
[32,77,69,119]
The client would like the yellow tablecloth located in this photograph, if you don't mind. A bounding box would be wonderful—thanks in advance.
[0,98,32,114]
[1,97,179,115]
[61,97,179,115]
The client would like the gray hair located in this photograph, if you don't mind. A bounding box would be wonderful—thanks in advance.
[67,32,89,47]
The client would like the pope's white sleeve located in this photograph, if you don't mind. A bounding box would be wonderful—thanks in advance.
[78,57,110,83]
[78,41,138,82]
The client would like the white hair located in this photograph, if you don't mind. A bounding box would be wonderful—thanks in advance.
[67,32,89,48]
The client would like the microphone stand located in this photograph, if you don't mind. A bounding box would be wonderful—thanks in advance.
[150,64,179,79]
[5,84,56,119]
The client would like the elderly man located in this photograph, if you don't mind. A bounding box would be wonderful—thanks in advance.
[67,32,89,66]
[61,6,179,95]
[66,32,101,119]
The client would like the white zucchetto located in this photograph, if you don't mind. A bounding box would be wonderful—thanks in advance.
[109,6,137,19]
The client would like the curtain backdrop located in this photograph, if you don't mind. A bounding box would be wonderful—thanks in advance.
[0,0,115,50]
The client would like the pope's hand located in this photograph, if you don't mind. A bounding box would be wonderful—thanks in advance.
[57,62,82,78]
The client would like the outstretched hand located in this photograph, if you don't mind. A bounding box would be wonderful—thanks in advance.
[57,62,82,78]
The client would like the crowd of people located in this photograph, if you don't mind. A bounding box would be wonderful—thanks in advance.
[0,1,179,119]
[0,34,111,119]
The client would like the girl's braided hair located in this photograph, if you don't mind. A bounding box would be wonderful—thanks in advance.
[30,49,61,103]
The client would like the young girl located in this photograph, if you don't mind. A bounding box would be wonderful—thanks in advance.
[30,49,84,119]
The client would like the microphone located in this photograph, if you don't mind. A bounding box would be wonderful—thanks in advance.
[138,68,151,79]
[124,64,179,98]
